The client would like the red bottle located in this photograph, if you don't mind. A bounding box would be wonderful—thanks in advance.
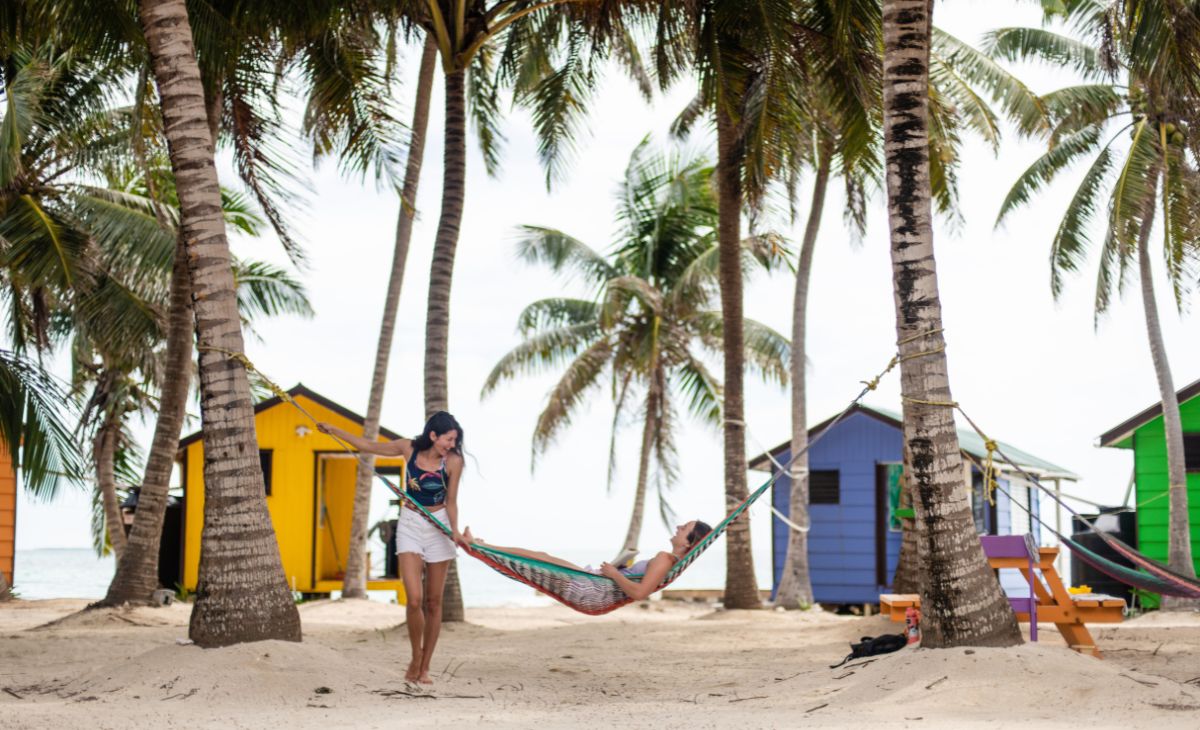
[905,606,921,645]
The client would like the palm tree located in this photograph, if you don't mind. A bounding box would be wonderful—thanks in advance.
[136,0,300,646]
[991,0,1200,603]
[17,0,402,616]
[342,34,438,600]
[412,0,645,620]
[642,0,808,610]
[95,1,401,609]
[483,141,789,552]
[880,0,1021,647]
[0,40,314,601]
[775,15,1049,609]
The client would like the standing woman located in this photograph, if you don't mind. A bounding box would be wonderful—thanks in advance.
[316,411,466,684]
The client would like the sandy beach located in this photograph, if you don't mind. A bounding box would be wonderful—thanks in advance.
[2,598,1198,729]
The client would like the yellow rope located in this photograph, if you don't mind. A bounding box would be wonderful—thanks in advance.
[963,437,999,506]
[861,355,899,391]
[195,344,341,448]
[897,327,944,346]
[898,346,945,363]
[197,345,295,404]
[901,396,959,408]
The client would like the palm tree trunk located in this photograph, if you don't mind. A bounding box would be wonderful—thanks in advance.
[426,67,467,622]
[1135,186,1198,608]
[622,378,659,552]
[96,423,126,560]
[138,0,300,647]
[775,139,833,609]
[343,35,438,600]
[881,0,1020,647]
[101,235,193,605]
[715,107,760,610]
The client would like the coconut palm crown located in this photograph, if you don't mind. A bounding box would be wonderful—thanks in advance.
[482,140,790,551]
[992,0,1200,592]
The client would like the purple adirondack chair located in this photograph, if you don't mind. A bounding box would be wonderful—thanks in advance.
[979,534,1039,641]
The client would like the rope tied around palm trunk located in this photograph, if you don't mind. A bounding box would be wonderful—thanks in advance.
[196,344,360,454]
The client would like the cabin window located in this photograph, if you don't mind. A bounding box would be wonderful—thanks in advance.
[1186,434,1200,472]
[810,470,840,504]
[259,450,274,495]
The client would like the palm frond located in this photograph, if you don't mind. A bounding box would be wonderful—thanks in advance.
[1049,138,1117,299]
[514,225,617,285]
[468,39,507,177]
[649,378,679,529]
[1157,127,1199,309]
[605,368,636,491]
[221,188,266,237]
[742,317,791,385]
[672,355,722,427]
[933,27,1049,139]
[530,339,614,461]
[232,259,315,327]
[1109,117,1161,255]
[984,26,1109,79]
[0,350,83,499]
[997,124,1104,225]
[481,322,604,397]
[0,195,92,291]
[1039,84,1124,147]
[518,27,597,188]
[516,297,600,334]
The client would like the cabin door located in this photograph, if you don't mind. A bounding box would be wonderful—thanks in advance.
[875,462,904,588]
[314,454,357,585]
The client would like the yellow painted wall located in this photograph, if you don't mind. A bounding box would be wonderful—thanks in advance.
[181,394,405,594]
[0,445,15,586]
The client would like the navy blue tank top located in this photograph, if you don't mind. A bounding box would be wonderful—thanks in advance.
[406,448,448,507]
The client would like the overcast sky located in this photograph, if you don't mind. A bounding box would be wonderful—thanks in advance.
[16,4,1200,588]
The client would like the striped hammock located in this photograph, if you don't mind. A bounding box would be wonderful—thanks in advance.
[994,476,1200,599]
[377,474,772,615]
[1049,528,1200,600]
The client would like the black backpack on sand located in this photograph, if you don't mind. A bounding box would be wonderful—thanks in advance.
[829,633,908,668]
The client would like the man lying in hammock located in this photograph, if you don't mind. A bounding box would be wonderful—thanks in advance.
[462,520,713,601]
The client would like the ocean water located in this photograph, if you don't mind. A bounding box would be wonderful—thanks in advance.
[11,546,767,607]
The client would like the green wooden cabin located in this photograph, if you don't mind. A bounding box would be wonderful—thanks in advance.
[1099,377,1200,575]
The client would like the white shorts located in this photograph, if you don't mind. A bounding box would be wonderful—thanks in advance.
[396,507,457,563]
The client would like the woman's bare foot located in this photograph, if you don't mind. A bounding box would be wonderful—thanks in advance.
[417,671,434,685]
[404,660,420,683]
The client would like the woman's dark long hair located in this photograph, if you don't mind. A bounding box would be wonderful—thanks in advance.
[411,411,464,458]
[687,520,713,548]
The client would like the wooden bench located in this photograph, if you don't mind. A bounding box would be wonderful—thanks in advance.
[880,545,1126,658]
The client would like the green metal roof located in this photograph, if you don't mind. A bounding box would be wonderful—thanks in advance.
[864,405,1079,480]
[1097,376,1200,449]
[748,402,1079,481]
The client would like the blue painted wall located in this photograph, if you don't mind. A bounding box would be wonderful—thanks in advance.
[768,411,1042,604]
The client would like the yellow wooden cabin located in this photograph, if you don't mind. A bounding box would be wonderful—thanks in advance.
[0,445,15,591]
[178,384,406,601]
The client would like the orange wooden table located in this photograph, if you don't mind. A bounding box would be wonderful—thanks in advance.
[880,547,1125,658]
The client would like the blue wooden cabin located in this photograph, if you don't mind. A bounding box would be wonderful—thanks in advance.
[748,404,1078,606]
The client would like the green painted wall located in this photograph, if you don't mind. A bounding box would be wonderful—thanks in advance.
[1131,393,1200,574]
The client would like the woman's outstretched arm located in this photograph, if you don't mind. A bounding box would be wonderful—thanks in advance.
[600,553,673,601]
[316,422,410,457]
